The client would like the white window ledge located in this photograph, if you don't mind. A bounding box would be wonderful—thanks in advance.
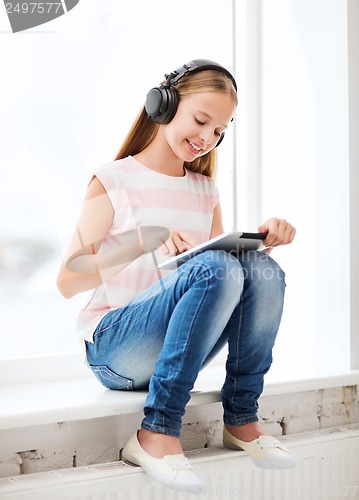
[0,361,358,432]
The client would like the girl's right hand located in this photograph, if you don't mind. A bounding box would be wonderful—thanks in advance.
[161,229,195,256]
[139,226,171,253]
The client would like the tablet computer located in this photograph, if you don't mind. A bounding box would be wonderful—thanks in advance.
[158,231,267,270]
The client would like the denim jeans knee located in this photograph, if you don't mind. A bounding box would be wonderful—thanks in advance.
[238,250,286,286]
[188,249,244,290]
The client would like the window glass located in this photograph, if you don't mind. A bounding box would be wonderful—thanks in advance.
[207,0,351,379]
[261,0,350,378]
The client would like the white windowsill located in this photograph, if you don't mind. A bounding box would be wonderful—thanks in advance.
[0,354,358,432]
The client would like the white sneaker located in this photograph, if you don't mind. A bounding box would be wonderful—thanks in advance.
[120,431,206,493]
[223,426,297,469]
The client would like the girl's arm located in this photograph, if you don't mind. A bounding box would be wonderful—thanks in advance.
[57,177,119,298]
[57,177,170,298]
[210,204,225,238]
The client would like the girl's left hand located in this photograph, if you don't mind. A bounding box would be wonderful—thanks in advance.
[258,218,296,254]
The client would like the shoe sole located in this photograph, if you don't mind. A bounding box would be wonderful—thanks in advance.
[223,441,297,470]
[120,448,141,467]
[120,447,206,493]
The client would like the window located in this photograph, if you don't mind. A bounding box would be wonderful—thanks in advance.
[1,0,357,383]
[238,0,353,379]
[210,0,356,380]
[260,0,351,378]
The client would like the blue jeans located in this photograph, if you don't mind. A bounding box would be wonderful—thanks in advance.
[85,250,286,437]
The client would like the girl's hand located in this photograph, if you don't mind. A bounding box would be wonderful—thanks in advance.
[258,218,296,254]
[161,229,195,256]
[139,226,170,253]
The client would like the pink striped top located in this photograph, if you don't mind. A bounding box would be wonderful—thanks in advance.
[77,155,219,342]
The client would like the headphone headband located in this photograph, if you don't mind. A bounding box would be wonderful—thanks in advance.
[165,59,237,91]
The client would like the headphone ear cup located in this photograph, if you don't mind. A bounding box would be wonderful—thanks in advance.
[215,132,225,148]
[145,87,164,120]
[145,86,178,124]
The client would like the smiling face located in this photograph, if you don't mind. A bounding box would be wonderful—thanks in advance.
[163,91,236,163]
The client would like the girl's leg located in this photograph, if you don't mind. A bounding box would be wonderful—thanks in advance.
[219,250,286,430]
[196,250,295,469]
[85,249,244,437]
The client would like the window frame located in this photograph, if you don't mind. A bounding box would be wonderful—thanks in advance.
[348,0,359,370]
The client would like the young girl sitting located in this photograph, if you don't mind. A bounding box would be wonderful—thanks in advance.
[57,59,296,493]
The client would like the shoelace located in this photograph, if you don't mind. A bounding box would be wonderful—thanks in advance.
[257,438,287,451]
[166,458,192,471]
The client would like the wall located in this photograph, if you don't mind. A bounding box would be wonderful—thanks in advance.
[1,385,358,478]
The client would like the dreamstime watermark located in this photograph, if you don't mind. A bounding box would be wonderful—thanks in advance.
[3,0,80,33]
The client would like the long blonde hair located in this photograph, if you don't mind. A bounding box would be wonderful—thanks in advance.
[114,69,237,179]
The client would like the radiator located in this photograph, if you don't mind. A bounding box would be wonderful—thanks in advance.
[0,427,358,500]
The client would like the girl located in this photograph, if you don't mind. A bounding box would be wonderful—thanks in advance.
[57,59,296,493]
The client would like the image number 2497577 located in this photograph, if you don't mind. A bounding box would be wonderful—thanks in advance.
[4,0,80,33]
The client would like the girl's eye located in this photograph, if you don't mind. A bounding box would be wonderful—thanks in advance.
[194,117,222,139]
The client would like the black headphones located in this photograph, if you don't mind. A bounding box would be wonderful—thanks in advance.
[145,59,237,148]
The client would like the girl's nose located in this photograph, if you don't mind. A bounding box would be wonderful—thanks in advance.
[199,129,214,145]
